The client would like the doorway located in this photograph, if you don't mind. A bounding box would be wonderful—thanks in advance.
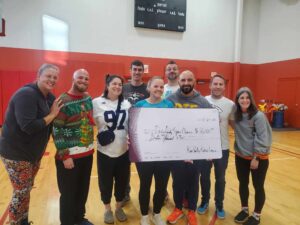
[276,78,300,128]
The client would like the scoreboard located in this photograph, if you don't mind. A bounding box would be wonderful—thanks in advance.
[134,0,187,32]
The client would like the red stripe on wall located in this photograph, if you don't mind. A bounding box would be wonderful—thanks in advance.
[0,47,299,127]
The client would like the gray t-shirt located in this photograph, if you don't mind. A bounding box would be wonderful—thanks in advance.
[123,83,149,105]
[167,89,212,162]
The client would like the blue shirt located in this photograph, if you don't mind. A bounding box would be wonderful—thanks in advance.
[135,99,174,108]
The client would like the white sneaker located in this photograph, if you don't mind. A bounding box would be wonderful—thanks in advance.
[152,213,166,225]
[140,215,150,225]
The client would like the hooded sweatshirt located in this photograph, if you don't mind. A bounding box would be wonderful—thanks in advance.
[234,111,272,159]
[167,89,212,109]
[167,89,212,163]
[0,83,55,162]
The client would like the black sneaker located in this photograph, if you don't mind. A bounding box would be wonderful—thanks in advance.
[20,218,33,225]
[243,216,260,225]
[234,210,249,223]
[121,194,131,207]
[78,218,93,225]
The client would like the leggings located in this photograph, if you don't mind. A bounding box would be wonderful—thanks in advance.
[1,156,40,225]
[136,161,170,215]
[235,155,269,213]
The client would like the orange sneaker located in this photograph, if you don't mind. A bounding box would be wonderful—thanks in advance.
[167,208,184,224]
[187,210,197,225]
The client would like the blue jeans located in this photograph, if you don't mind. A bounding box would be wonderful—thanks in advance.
[199,150,229,209]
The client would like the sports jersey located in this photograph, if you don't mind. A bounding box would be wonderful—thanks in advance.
[93,96,131,157]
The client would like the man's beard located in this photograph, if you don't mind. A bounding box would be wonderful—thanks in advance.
[74,84,87,93]
[180,84,194,94]
[168,73,178,81]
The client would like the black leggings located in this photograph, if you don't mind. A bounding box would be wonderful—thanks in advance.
[97,151,130,204]
[235,155,269,213]
[136,161,170,215]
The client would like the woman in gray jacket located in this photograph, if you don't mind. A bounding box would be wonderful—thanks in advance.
[233,87,272,225]
[0,64,62,225]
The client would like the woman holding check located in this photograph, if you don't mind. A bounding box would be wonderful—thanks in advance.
[135,76,173,225]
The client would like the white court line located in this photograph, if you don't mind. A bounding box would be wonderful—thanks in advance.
[269,157,297,161]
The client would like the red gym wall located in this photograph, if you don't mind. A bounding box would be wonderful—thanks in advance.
[0,47,299,127]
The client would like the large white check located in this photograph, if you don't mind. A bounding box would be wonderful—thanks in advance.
[129,108,222,162]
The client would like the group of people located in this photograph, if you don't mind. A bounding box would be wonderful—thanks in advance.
[0,59,272,225]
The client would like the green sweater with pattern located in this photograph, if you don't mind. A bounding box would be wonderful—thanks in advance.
[53,92,94,160]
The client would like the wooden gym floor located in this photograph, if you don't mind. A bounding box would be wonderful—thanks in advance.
[0,129,300,225]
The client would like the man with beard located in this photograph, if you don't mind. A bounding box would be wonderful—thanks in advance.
[162,60,180,203]
[53,69,94,225]
[166,70,212,225]
[163,60,180,98]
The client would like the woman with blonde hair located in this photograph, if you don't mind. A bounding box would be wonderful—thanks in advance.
[135,76,173,225]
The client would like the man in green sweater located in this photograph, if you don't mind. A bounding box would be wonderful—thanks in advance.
[53,69,94,225]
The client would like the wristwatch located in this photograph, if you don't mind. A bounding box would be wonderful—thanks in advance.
[253,155,259,161]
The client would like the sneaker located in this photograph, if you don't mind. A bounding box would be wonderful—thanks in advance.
[243,216,260,225]
[152,213,166,225]
[115,207,127,222]
[140,215,150,225]
[20,218,33,225]
[104,210,114,224]
[77,218,93,225]
[197,202,209,215]
[164,192,170,203]
[187,211,197,225]
[121,194,131,207]
[216,208,225,219]
[124,194,130,202]
[167,208,184,224]
[182,198,189,208]
[21,221,33,225]
[234,210,249,223]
